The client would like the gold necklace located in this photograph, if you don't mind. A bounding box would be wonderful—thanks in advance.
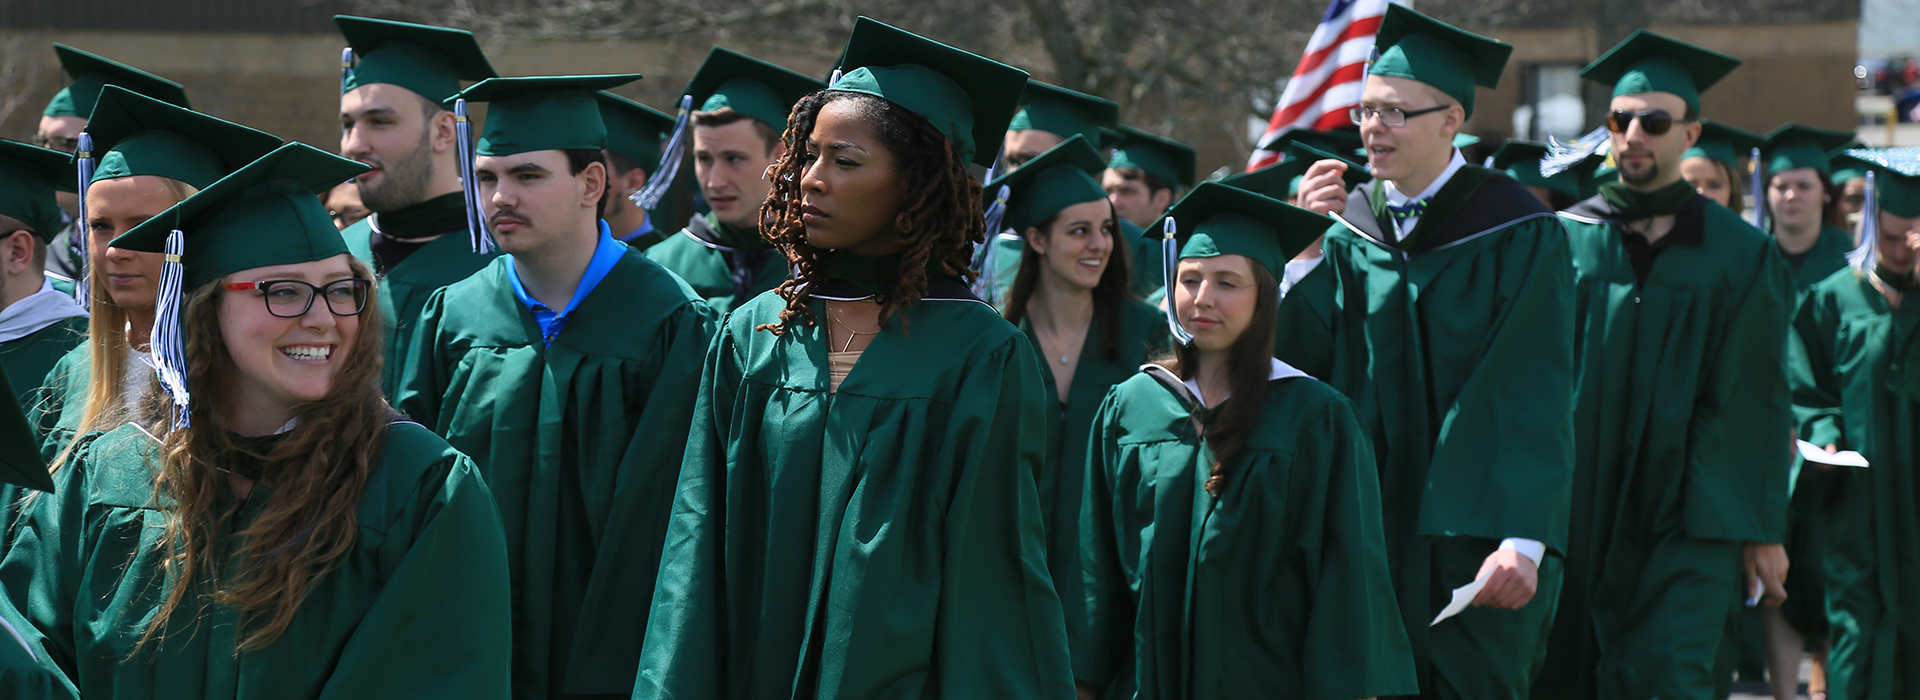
[829,305,881,353]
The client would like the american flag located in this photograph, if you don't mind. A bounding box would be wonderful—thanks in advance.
[1247,0,1392,170]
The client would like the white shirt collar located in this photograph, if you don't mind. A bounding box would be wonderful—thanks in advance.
[0,279,87,344]
[1181,358,1310,406]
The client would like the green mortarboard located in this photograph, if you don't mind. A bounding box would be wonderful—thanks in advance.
[829,16,1030,167]
[596,92,675,168]
[1006,81,1120,144]
[683,47,825,132]
[1368,4,1511,118]
[1847,148,1920,219]
[112,142,367,290]
[1492,139,1586,198]
[1108,126,1197,189]
[1763,123,1858,177]
[1258,127,1365,160]
[985,134,1108,234]
[1683,119,1765,167]
[454,75,644,156]
[1579,30,1740,113]
[43,43,189,118]
[0,139,77,241]
[1222,141,1369,201]
[1830,146,1870,184]
[1453,133,1482,149]
[84,85,283,189]
[1153,181,1329,277]
[0,366,54,492]
[337,15,498,103]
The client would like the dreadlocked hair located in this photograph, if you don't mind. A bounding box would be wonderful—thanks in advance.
[756,90,984,336]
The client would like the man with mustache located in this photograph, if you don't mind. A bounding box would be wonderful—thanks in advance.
[1538,32,1795,700]
[335,16,499,394]
[395,74,716,700]
[1281,6,1576,698]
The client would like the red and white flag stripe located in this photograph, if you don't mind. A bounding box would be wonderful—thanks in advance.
[1247,0,1393,170]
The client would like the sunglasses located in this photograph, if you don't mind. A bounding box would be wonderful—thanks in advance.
[1606,109,1678,136]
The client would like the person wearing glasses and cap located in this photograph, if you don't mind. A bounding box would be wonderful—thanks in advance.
[634,18,1073,699]
[1284,6,1575,698]
[394,74,716,700]
[335,16,501,396]
[643,48,824,314]
[1542,32,1796,700]
[0,143,512,700]
[1790,148,1920,700]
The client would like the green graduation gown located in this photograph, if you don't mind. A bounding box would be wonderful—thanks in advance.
[632,273,1076,700]
[1019,299,1166,654]
[397,247,715,700]
[0,593,68,699]
[0,421,513,699]
[1537,193,1794,700]
[642,212,789,315]
[0,317,85,410]
[1273,167,1575,699]
[342,192,499,396]
[1077,363,1417,700]
[1779,223,1854,639]
[1789,269,1920,700]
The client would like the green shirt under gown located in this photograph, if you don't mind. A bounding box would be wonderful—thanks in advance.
[1536,193,1794,700]
[643,212,789,315]
[0,420,513,699]
[396,247,716,700]
[0,316,85,411]
[1077,363,1417,700]
[632,274,1076,700]
[1272,167,1575,698]
[1789,268,1920,700]
[342,192,500,396]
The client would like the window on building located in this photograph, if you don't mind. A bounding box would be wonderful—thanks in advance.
[1513,63,1586,142]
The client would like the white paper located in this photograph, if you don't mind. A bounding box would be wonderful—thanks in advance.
[1430,575,1488,626]
[1797,440,1870,469]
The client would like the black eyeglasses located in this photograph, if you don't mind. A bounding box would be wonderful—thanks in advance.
[224,278,372,318]
[1606,109,1679,136]
[33,134,79,153]
[1348,104,1448,128]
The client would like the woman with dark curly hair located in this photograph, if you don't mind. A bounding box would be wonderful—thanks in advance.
[633,18,1075,700]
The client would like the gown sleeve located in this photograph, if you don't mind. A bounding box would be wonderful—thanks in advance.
[1074,386,1134,692]
[1684,244,1795,543]
[0,432,95,695]
[393,287,451,430]
[317,453,513,700]
[1271,225,1341,380]
[1788,284,1846,450]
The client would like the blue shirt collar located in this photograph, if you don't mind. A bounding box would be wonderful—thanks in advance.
[617,214,654,244]
[506,220,626,343]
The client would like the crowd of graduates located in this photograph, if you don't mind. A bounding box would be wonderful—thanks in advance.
[0,7,1915,700]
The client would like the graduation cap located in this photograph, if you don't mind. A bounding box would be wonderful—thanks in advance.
[1368,4,1512,117]
[683,47,826,132]
[1847,147,1920,219]
[1683,120,1765,168]
[1829,144,1870,184]
[1580,30,1740,113]
[1762,124,1858,177]
[1108,126,1198,190]
[984,134,1108,235]
[43,43,189,118]
[1150,181,1330,344]
[336,15,497,103]
[110,143,369,427]
[1007,81,1120,145]
[0,139,78,242]
[596,92,676,169]
[84,86,283,189]
[0,367,54,493]
[1258,127,1365,160]
[830,16,1031,168]
[1224,141,1370,201]
[1491,139,1587,199]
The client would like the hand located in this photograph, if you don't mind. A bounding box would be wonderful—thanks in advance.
[1818,443,1840,472]
[1076,682,1100,700]
[1295,160,1351,216]
[1744,541,1789,607]
[1471,549,1539,610]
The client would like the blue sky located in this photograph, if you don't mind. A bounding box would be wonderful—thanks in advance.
[1863,0,1920,59]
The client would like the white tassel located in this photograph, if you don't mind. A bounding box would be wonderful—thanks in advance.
[1161,217,1193,346]
[73,133,94,308]
[632,95,694,210]
[828,69,843,88]
[151,230,191,427]
[1540,126,1610,177]
[339,47,354,96]
[1748,147,1767,230]
[454,100,495,254]
[1848,170,1878,274]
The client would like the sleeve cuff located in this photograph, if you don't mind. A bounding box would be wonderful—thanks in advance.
[1499,538,1546,566]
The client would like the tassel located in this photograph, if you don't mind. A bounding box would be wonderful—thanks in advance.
[454,100,495,254]
[151,230,191,428]
[1748,147,1767,230]
[633,95,694,210]
[339,48,354,96]
[1848,170,1878,274]
[971,185,1012,300]
[1540,126,1609,177]
[73,133,94,307]
[828,69,843,88]
[1161,217,1193,346]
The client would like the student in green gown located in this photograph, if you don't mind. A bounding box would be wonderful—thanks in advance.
[1284,7,1574,698]
[1105,127,1196,296]
[1,142,513,699]
[1490,139,1585,210]
[32,86,280,464]
[1792,150,1920,700]
[633,18,1074,699]
[0,140,87,409]
[1540,32,1796,700]
[395,75,716,700]
[0,366,70,700]
[1076,182,1415,700]
[1765,124,1859,289]
[595,92,675,249]
[980,82,1120,301]
[987,134,1165,650]
[1833,152,1870,222]
[335,16,501,395]
[644,48,823,313]
[1679,120,1761,213]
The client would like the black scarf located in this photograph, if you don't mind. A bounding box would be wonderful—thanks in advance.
[1599,179,1699,220]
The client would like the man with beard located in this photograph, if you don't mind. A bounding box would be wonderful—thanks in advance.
[335,15,499,394]
[1538,32,1794,700]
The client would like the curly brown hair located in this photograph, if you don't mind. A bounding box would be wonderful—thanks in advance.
[756,90,983,335]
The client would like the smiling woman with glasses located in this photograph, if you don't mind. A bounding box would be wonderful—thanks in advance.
[223,278,373,317]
